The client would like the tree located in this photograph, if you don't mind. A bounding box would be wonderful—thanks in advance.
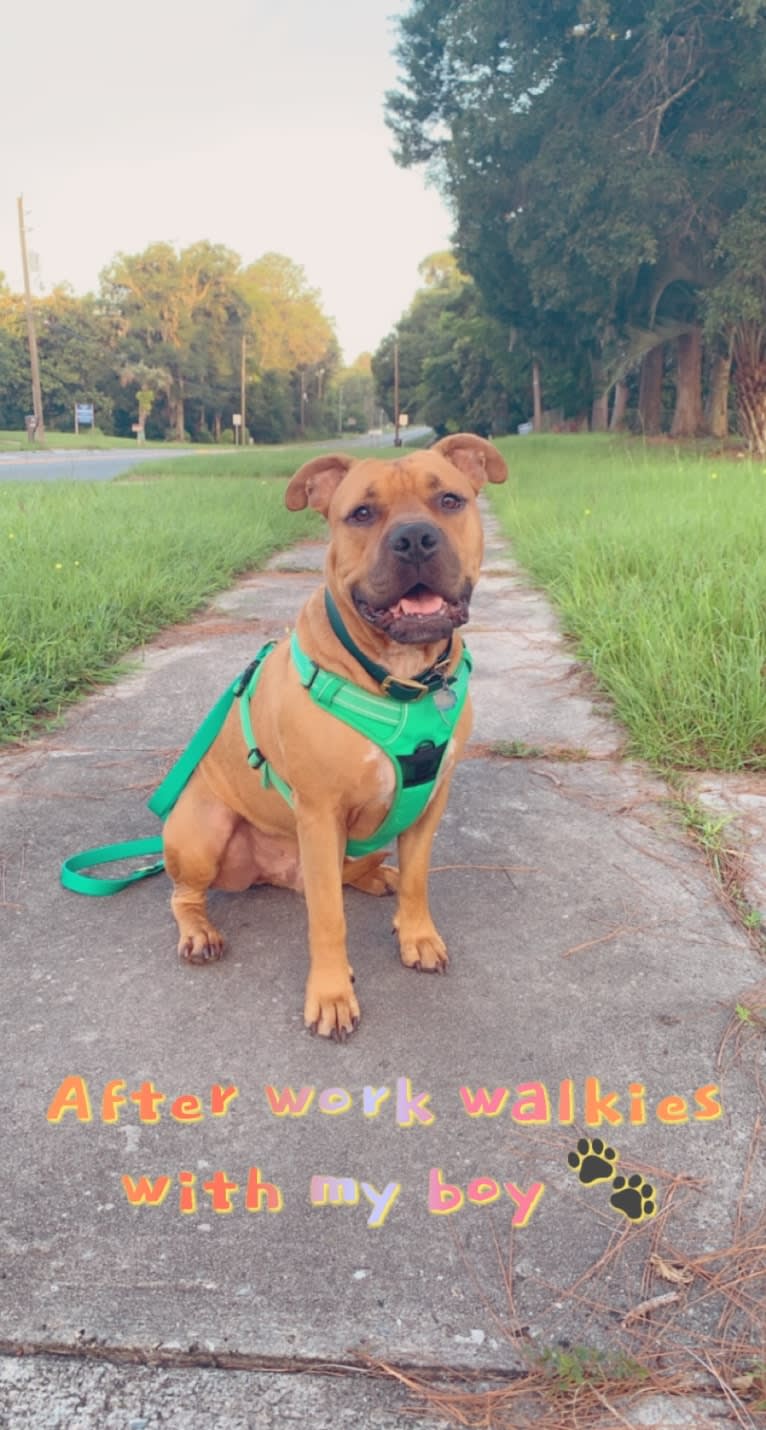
[239,253,336,372]
[37,288,117,431]
[705,199,766,454]
[386,0,766,436]
[331,354,377,436]
[371,258,575,435]
[238,253,339,438]
[101,241,243,439]
[0,288,31,429]
[119,361,173,439]
[0,285,119,432]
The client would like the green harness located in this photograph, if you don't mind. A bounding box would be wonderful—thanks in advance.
[61,626,471,895]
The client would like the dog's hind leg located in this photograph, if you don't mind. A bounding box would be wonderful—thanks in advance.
[342,851,399,896]
[163,774,237,965]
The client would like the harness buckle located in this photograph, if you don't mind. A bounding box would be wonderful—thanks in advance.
[247,746,266,769]
[399,739,449,787]
[381,673,430,701]
[234,642,276,699]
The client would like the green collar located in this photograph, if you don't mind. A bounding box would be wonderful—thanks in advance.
[324,590,454,701]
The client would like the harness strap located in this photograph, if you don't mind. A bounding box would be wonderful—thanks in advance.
[288,631,471,856]
[61,627,472,891]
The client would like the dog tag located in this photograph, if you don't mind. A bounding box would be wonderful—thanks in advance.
[433,684,457,711]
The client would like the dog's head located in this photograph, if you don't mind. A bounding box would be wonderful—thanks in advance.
[285,435,507,647]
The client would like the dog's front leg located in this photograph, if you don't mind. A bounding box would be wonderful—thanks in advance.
[295,800,360,1040]
[394,779,453,973]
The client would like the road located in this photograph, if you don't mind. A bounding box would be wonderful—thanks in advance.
[0,446,200,482]
[0,428,433,483]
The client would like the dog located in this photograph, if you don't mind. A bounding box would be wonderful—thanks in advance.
[162,433,507,1038]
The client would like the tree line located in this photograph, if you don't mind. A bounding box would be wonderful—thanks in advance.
[382,0,766,452]
[0,243,376,442]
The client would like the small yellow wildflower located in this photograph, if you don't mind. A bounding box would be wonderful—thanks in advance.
[710,472,718,480]
[8,532,15,539]
[584,508,592,516]
[54,562,63,570]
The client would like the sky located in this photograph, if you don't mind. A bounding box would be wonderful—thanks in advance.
[0,0,453,364]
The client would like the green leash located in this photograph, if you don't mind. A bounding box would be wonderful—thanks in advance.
[60,647,275,897]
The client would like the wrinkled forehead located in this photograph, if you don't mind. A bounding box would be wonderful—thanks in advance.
[333,454,474,514]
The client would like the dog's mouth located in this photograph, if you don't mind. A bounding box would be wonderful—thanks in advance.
[353,582,471,644]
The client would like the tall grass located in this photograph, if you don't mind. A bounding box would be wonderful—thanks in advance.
[0,477,320,742]
[489,436,766,770]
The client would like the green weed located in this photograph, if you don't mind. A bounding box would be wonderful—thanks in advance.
[536,1344,649,1392]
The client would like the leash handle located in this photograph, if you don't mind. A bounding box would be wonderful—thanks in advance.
[60,838,165,896]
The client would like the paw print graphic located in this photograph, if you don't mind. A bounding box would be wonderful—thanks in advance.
[609,1174,657,1223]
[567,1137,619,1186]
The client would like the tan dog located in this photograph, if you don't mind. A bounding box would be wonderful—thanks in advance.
[163,434,507,1038]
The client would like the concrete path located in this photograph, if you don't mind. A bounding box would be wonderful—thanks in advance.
[1,511,764,1428]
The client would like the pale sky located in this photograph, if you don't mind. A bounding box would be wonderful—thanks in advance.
[0,0,453,363]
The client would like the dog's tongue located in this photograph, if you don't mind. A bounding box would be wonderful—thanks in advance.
[395,590,445,617]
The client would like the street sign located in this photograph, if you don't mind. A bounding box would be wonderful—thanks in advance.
[74,402,95,435]
[232,414,242,427]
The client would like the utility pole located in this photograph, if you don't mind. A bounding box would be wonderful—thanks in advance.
[240,334,247,447]
[17,195,45,443]
[393,337,401,446]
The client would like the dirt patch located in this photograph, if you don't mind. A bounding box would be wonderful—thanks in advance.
[151,616,266,648]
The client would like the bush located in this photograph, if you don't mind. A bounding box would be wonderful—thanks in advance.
[220,428,235,444]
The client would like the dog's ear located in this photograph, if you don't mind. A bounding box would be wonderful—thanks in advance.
[432,434,508,492]
[285,454,355,516]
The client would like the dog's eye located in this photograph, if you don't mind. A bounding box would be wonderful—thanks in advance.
[440,492,465,512]
[347,505,375,524]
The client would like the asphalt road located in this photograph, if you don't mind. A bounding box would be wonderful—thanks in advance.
[0,446,200,482]
[0,429,433,483]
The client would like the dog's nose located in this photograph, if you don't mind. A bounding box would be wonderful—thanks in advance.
[387,521,442,564]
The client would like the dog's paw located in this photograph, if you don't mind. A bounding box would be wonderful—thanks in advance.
[393,915,448,973]
[304,973,360,1041]
[178,923,225,964]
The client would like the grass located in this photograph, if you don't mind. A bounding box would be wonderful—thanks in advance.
[0,429,172,451]
[0,437,426,742]
[489,434,766,771]
[127,438,423,480]
[0,476,321,742]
